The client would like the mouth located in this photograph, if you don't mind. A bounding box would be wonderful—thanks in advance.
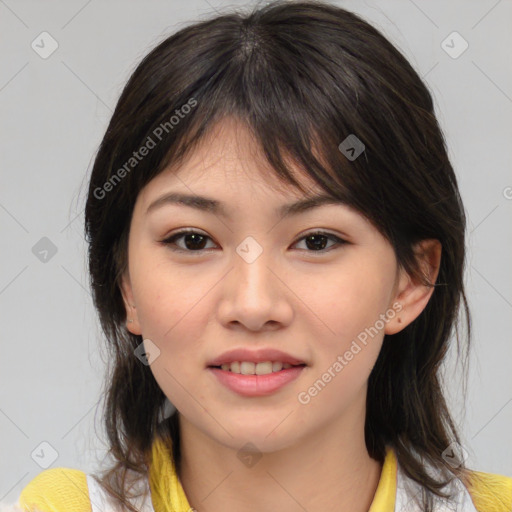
[208,361,307,375]
[207,362,307,396]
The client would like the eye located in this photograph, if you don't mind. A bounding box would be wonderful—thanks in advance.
[292,231,347,253]
[160,229,347,254]
[161,229,217,253]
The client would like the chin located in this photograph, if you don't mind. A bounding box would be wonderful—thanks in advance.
[216,424,302,453]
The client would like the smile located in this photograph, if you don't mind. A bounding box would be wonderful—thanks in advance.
[212,361,305,375]
[208,364,306,396]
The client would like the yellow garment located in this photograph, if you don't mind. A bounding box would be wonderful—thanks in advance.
[18,437,512,512]
[18,468,90,512]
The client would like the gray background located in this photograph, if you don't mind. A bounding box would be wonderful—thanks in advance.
[1,0,511,503]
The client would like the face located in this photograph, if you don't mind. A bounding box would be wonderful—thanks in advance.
[120,117,439,454]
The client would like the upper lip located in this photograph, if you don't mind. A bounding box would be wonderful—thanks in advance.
[207,348,307,367]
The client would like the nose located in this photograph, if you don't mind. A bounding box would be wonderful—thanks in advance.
[217,247,294,332]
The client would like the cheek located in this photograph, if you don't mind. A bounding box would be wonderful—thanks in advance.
[297,259,394,344]
[134,270,212,412]
[138,282,210,355]
[294,268,388,412]
[291,257,394,404]
[130,260,217,403]
[130,247,211,340]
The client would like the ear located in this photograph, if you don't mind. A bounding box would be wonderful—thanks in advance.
[120,271,142,336]
[385,239,442,335]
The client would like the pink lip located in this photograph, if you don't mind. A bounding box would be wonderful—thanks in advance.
[206,348,306,367]
[208,365,306,396]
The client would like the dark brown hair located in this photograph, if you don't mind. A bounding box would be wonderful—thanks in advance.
[84,1,471,510]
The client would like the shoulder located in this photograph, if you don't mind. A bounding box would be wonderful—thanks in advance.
[17,467,91,512]
[464,468,512,512]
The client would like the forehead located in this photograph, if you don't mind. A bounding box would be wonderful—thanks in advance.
[139,116,325,205]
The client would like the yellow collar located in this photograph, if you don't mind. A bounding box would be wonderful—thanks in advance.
[369,446,396,511]
[148,436,397,512]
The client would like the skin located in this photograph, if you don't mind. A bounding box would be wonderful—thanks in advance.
[120,117,441,512]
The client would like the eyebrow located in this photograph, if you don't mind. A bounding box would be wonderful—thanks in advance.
[145,192,346,220]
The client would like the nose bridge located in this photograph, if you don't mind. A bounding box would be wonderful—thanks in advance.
[233,235,275,300]
[221,236,293,330]
[217,234,290,330]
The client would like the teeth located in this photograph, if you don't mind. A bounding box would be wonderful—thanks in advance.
[219,361,297,374]
[272,361,283,372]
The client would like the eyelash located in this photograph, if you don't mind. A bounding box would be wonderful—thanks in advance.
[160,229,347,255]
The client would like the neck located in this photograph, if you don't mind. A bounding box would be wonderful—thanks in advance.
[176,406,382,512]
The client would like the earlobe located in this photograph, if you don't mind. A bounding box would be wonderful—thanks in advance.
[385,239,442,335]
[120,273,142,335]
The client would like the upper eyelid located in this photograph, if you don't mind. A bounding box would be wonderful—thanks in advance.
[163,228,344,239]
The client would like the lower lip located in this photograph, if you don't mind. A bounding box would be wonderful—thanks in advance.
[208,366,306,397]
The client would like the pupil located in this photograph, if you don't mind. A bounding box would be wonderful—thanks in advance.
[306,234,327,250]
[185,234,206,250]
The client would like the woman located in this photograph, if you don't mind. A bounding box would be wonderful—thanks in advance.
[15,1,512,511]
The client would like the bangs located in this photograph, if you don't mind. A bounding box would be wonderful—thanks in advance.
[101,3,431,242]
